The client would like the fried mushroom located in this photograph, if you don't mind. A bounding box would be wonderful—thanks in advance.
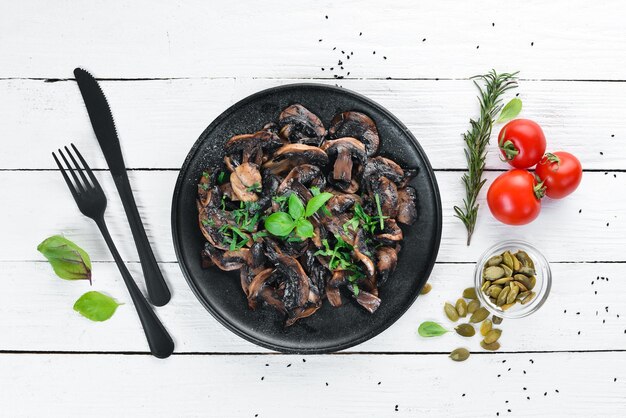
[329,111,380,156]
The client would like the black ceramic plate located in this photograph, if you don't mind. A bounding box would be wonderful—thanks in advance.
[172,84,442,353]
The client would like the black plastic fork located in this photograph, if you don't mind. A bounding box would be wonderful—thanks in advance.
[53,144,174,359]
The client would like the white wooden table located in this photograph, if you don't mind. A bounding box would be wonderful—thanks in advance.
[2,1,625,416]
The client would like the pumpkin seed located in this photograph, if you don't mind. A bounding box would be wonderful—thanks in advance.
[529,276,537,290]
[492,315,503,325]
[481,281,491,292]
[496,286,510,306]
[501,302,516,311]
[518,266,536,277]
[500,264,513,277]
[486,255,503,267]
[483,266,505,280]
[444,302,459,321]
[467,300,480,314]
[515,250,535,269]
[520,291,536,305]
[463,287,477,300]
[514,274,532,289]
[517,290,531,301]
[484,329,502,344]
[420,283,432,295]
[512,255,521,271]
[502,251,514,269]
[507,284,519,304]
[455,323,475,337]
[449,347,470,362]
[489,285,503,298]
[492,277,513,285]
[456,298,468,318]
[480,340,501,351]
[480,319,492,336]
[514,281,528,292]
[470,307,489,323]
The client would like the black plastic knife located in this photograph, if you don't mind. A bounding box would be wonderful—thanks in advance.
[74,67,171,306]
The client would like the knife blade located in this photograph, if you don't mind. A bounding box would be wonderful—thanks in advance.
[74,68,171,306]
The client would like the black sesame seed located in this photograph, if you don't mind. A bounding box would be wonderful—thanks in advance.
[611,134,615,137]
[579,209,582,213]
[325,382,328,386]
[578,331,581,335]
[556,389,560,393]
[527,396,530,400]
[544,392,547,396]
[394,405,398,411]
[476,45,480,49]
[265,364,269,366]
[359,32,362,36]
[383,56,387,60]
[462,393,466,397]
[615,378,618,382]
[321,68,325,71]
[422,38,426,42]
[523,387,527,390]
[319,39,322,42]
[373,51,376,54]
[502,360,507,363]
[302,359,306,363]
[261,376,264,381]
[287,364,291,367]
[530,359,534,363]
[531,42,534,46]
[378,382,381,385]
[325,15,328,19]
[508,409,511,413]
[332,47,336,50]
[600,151,604,155]
[492,22,495,26]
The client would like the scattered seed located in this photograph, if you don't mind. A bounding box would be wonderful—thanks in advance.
[456,298,468,318]
[463,287,478,300]
[480,319,493,336]
[484,329,502,344]
[480,340,501,351]
[492,315,503,325]
[420,283,432,295]
[455,323,476,337]
[445,302,460,321]
[450,347,470,361]
[468,300,480,314]
[470,307,490,323]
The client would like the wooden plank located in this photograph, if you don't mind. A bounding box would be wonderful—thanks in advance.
[2,352,625,417]
[3,261,624,353]
[4,170,623,263]
[2,78,625,170]
[2,1,626,80]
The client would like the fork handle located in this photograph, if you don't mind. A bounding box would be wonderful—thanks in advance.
[113,174,171,306]
[96,218,175,359]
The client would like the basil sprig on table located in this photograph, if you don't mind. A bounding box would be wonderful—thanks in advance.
[73,291,122,322]
[37,235,92,282]
[264,192,333,239]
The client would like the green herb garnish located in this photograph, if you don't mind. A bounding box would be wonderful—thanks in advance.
[453,70,518,246]
[497,97,522,123]
[264,192,333,240]
[418,321,450,337]
[217,171,227,184]
[73,291,122,322]
[246,182,261,193]
[37,235,92,283]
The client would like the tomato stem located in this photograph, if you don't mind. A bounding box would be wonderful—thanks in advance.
[533,175,546,199]
[499,140,519,161]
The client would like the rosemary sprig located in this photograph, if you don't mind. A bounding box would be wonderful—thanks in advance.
[454,70,519,246]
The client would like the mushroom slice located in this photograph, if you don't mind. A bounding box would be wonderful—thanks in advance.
[285,304,321,327]
[355,290,381,313]
[326,270,350,307]
[198,206,233,250]
[327,192,361,215]
[329,111,380,156]
[364,156,405,185]
[277,164,325,194]
[203,245,252,271]
[353,229,376,279]
[321,137,367,184]
[278,104,326,145]
[370,176,399,218]
[265,246,311,311]
[248,268,284,311]
[376,246,399,285]
[263,143,329,175]
[375,219,403,246]
[230,162,262,202]
[397,186,418,225]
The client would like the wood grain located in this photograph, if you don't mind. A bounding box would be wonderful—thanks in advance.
[2,352,625,417]
[2,78,625,170]
[2,261,624,353]
[2,0,625,80]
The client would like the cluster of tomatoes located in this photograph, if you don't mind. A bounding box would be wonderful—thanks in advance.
[487,119,583,225]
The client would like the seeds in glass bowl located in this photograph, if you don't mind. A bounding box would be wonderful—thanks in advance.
[480,249,538,311]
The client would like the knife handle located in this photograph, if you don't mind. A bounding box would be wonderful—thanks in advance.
[113,174,171,306]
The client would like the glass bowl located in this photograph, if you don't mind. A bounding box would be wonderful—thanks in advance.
[474,240,551,319]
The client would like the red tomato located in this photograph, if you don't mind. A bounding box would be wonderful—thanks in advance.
[535,151,582,199]
[498,119,546,169]
[487,169,544,225]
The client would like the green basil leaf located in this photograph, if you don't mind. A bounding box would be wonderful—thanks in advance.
[305,192,334,217]
[264,212,295,236]
[418,321,450,337]
[288,193,305,220]
[497,97,522,123]
[73,291,122,322]
[295,218,314,239]
[37,235,92,282]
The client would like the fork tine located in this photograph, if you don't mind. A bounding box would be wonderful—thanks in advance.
[71,143,102,192]
[65,145,92,190]
[52,151,79,200]
[58,148,85,193]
